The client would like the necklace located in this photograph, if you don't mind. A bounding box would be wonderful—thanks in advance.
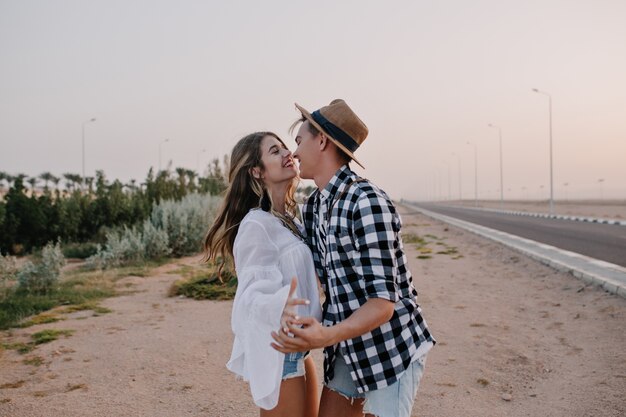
[279,216,306,243]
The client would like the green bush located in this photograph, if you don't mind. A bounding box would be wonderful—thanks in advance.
[17,242,65,294]
[0,160,228,256]
[62,242,99,259]
[87,193,221,269]
[172,275,237,300]
[0,253,18,300]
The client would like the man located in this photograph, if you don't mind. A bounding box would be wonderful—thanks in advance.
[271,99,435,417]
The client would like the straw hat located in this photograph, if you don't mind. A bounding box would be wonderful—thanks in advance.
[294,99,368,169]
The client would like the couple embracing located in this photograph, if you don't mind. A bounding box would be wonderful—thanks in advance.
[204,99,435,417]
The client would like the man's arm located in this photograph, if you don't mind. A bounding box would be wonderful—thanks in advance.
[271,298,394,352]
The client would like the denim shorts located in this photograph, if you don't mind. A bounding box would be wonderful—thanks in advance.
[282,351,306,380]
[325,353,427,417]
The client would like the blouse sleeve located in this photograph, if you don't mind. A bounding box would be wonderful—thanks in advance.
[227,218,291,410]
[231,219,291,331]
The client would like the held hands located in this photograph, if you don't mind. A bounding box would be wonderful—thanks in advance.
[272,277,334,353]
[279,277,310,334]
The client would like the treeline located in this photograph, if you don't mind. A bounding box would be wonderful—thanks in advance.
[0,160,228,255]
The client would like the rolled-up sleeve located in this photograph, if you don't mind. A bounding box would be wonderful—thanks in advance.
[351,194,399,302]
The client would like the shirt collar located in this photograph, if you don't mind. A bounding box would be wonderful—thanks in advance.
[318,165,354,203]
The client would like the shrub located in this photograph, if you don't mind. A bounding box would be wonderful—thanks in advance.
[86,227,145,270]
[141,219,171,259]
[62,242,99,259]
[151,193,221,257]
[16,242,65,294]
[85,193,220,269]
[0,253,18,299]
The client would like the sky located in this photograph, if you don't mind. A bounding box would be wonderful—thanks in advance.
[1,0,625,201]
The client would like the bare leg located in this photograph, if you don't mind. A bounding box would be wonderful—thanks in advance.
[260,376,306,417]
[318,386,364,417]
[304,356,320,417]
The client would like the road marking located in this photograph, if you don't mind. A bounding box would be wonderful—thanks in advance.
[403,203,626,299]
[423,204,626,226]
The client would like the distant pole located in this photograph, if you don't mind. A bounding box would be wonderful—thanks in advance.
[488,123,504,208]
[448,161,452,201]
[466,141,478,207]
[196,148,207,173]
[437,171,442,201]
[82,117,96,190]
[598,178,605,200]
[159,138,170,172]
[532,88,554,214]
[452,152,461,201]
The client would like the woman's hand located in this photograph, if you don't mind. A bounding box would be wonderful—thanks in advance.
[280,277,310,334]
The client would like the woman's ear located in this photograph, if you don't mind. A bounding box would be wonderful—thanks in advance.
[250,166,262,179]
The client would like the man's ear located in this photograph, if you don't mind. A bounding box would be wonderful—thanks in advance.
[319,133,329,151]
[250,166,262,179]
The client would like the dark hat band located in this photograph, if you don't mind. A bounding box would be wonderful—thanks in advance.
[311,110,360,153]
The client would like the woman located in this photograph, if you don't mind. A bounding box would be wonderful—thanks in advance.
[203,132,322,417]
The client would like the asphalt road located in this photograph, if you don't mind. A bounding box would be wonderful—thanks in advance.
[410,203,626,268]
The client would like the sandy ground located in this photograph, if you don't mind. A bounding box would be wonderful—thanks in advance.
[436,199,626,219]
[1,206,625,417]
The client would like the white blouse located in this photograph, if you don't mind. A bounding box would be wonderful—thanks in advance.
[226,209,322,410]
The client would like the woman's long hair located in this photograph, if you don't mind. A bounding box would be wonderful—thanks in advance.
[203,132,299,272]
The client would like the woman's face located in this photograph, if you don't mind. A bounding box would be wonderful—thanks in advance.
[255,135,297,186]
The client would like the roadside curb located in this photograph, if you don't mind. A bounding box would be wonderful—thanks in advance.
[433,204,626,226]
[402,203,626,299]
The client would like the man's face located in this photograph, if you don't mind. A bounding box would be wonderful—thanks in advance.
[293,120,320,180]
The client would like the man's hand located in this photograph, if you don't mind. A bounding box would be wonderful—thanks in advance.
[271,316,335,353]
[280,277,310,334]
[271,297,395,353]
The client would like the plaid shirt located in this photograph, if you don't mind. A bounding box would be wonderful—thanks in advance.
[302,165,435,393]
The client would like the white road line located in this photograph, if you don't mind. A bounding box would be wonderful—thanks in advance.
[403,203,626,299]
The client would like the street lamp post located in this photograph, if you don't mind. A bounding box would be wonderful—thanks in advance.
[598,178,605,200]
[532,88,554,214]
[159,139,170,172]
[466,141,478,207]
[446,161,451,200]
[487,123,504,208]
[452,152,462,201]
[82,118,96,190]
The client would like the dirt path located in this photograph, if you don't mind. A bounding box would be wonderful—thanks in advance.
[1,208,625,416]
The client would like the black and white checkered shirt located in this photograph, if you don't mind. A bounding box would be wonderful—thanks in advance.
[302,165,435,393]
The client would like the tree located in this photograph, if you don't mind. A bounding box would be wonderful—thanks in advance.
[63,173,83,192]
[39,172,58,193]
[27,177,38,196]
[0,176,46,253]
[0,171,8,192]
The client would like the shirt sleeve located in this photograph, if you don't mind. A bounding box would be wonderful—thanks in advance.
[232,219,291,333]
[228,218,291,410]
[351,193,399,302]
